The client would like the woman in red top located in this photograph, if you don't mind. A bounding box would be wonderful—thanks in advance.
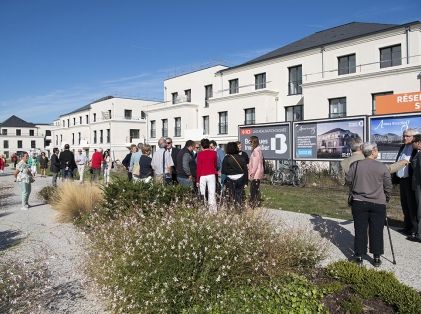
[0,155,5,173]
[196,138,217,213]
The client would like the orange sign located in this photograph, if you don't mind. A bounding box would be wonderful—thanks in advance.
[376,91,421,115]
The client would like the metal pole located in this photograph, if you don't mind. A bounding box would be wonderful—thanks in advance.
[385,216,397,265]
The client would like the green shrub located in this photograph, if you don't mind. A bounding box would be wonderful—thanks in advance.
[100,178,194,218]
[37,186,57,203]
[327,260,421,313]
[187,274,327,313]
[340,295,363,314]
[88,209,326,313]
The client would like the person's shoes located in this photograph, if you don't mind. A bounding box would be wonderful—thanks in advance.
[373,255,382,267]
[353,256,363,265]
[21,206,28,211]
[407,234,421,243]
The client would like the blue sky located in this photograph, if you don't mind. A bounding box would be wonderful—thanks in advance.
[0,0,419,124]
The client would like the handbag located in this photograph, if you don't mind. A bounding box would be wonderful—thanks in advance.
[347,161,359,207]
[132,163,141,177]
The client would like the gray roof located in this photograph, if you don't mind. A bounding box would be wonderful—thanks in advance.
[0,115,36,128]
[223,21,419,72]
[59,96,114,117]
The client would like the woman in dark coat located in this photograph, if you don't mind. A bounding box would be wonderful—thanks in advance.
[39,152,49,177]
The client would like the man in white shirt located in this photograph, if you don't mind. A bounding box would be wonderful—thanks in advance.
[75,149,88,183]
[151,137,174,184]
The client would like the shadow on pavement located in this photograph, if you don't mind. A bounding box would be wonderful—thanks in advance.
[0,211,12,218]
[0,229,25,251]
[309,214,355,260]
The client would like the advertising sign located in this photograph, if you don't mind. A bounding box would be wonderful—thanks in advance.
[293,117,365,161]
[369,113,421,162]
[238,122,291,160]
[376,91,421,115]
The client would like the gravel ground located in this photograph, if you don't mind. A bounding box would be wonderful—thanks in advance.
[1,168,419,313]
[0,169,107,313]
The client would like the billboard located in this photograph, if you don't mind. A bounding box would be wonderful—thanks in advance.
[293,117,366,161]
[375,91,421,115]
[369,113,421,162]
[238,122,291,160]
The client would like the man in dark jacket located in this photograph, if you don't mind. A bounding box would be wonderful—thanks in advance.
[166,137,180,184]
[59,144,76,181]
[50,148,61,187]
[122,144,136,181]
[392,129,418,236]
[410,134,421,242]
[176,140,194,188]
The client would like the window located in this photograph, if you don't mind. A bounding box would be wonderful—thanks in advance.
[16,129,21,136]
[100,130,103,144]
[60,135,62,143]
[93,113,96,122]
[203,116,209,135]
[17,140,22,148]
[55,135,58,145]
[205,84,213,107]
[86,115,89,124]
[288,66,302,94]
[78,132,81,145]
[172,92,178,104]
[106,129,110,143]
[125,110,132,119]
[93,131,97,144]
[185,89,191,102]
[1,129,7,135]
[129,129,140,142]
[380,44,401,68]
[174,117,181,137]
[67,119,70,127]
[338,54,356,75]
[162,119,168,137]
[72,133,75,145]
[62,120,65,127]
[244,108,255,125]
[150,120,156,138]
[46,130,51,136]
[218,111,228,134]
[73,118,76,125]
[329,97,347,118]
[79,116,82,124]
[29,129,34,136]
[229,79,239,94]
[285,105,303,121]
[372,91,393,114]
[3,140,8,149]
[141,111,146,119]
[108,110,112,119]
[31,141,36,149]
[255,73,266,90]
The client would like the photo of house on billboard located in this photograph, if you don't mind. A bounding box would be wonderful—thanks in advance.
[294,117,365,161]
[369,113,421,162]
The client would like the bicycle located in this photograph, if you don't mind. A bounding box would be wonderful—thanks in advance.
[270,164,306,187]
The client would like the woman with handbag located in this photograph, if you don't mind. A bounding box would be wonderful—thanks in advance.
[222,142,248,210]
[346,142,392,267]
[14,152,34,210]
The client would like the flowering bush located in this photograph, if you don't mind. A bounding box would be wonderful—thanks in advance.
[87,209,326,313]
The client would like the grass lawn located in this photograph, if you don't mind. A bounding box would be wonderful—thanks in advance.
[261,184,404,224]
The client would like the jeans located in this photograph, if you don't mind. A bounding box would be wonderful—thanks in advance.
[20,182,31,206]
[352,200,386,256]
[399,178,417,233]
[52,172,59,187]
[249,179,261,207]
[92,168,101,182]
[177,176,192,188]
[62,168,73,181]
[199,174,216,212]
[225,176,245,209]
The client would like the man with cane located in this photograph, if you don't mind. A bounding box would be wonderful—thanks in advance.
[346,142,392,267]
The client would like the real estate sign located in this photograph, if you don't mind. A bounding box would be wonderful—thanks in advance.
[293,117,366,161]
[238,122,291,160]
[369,113,421,162]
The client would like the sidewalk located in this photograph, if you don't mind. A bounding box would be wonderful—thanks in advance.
[0,169,106,313]
[266,208,421,291]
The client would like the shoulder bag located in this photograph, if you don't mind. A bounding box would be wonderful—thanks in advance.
[347,161,359,207]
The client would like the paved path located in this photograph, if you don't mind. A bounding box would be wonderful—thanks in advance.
[266,208,421,291]
[0,169,107,313]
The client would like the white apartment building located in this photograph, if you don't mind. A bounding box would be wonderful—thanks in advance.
[50,96,157,160]
[0,115,51,158]
[150,21,421,148]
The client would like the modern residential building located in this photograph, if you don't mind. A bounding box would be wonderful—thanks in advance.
[0,115,51,158]
[50,96,157,160]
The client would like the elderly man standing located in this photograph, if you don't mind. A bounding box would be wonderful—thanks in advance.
[151,137,173,184]
[341,138,364,178]
[346,142,392,267]
[176,140,195,188]
[393,128,418,236]
[75,149,88,183]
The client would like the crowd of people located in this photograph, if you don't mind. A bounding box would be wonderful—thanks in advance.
[121,136,265,211]
[343,129,421,268]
